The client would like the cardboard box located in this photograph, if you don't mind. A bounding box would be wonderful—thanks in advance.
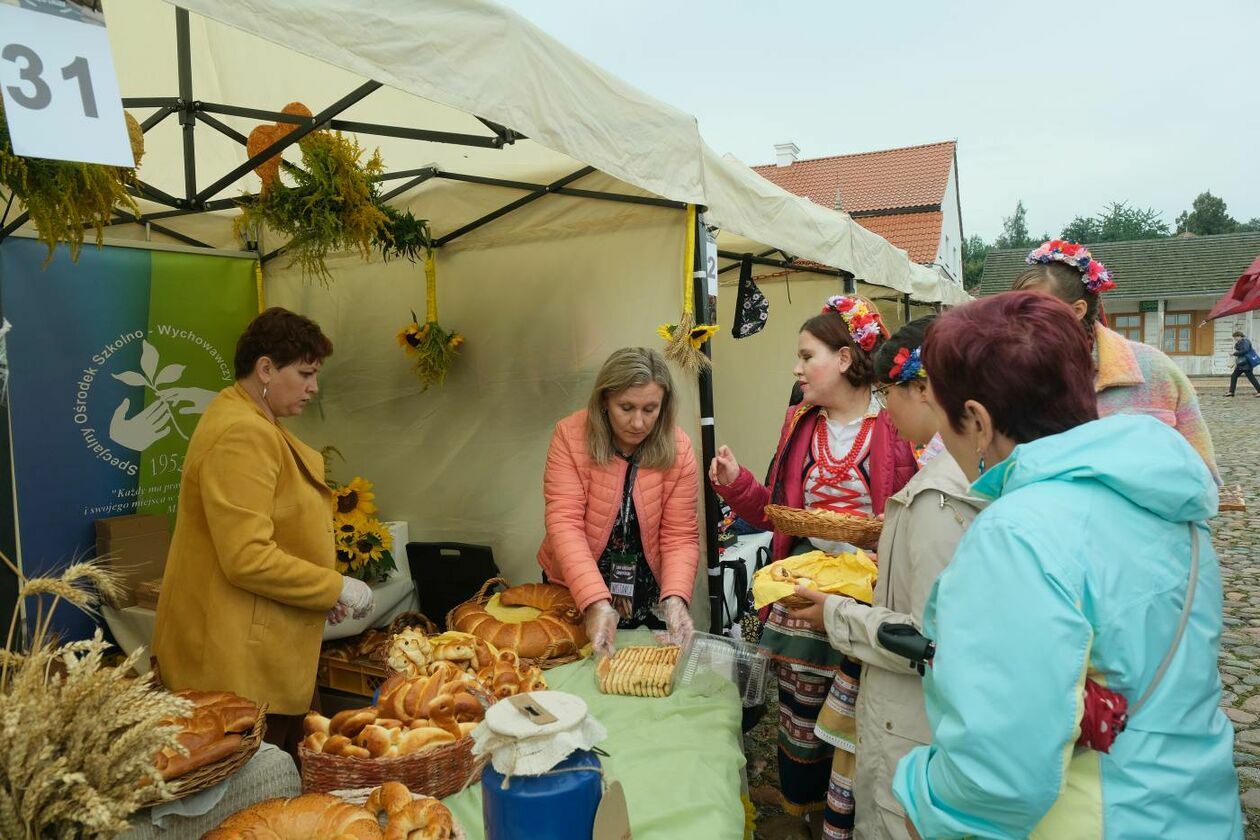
[95,514,170,607]
[134,578,163,611]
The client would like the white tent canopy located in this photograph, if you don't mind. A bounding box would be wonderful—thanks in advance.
[72,0,967,304]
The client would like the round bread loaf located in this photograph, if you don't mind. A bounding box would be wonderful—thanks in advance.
[204,792,383,839]
[449,583,587,659]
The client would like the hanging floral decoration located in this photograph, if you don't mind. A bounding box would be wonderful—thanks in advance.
[659,204,719,373]
[397,251,463,390]
[0,101,143,264]
[235,102,390,284]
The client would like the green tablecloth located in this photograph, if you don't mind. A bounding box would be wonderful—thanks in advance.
[443,629,748,839]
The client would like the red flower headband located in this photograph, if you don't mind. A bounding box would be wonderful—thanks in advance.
[821,295,887,352]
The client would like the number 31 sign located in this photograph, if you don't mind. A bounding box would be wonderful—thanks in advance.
[0,2,134,167]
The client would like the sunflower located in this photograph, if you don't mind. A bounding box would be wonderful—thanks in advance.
[352,526,389,566]
[335,545,355,574]
[334,477,377,519]
[447,332,464,350]
[334,513,365,541]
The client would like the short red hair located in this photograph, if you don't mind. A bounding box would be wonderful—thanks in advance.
[924,291,1098,443]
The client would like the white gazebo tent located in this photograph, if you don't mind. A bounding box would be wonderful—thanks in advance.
[1,0,968,629]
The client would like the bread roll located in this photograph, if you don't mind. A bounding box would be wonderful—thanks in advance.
[383,797,454,840]
[396,727,456,756]
[204,792,383,839]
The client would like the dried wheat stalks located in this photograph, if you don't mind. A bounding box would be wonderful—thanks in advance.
[1,551,191,838]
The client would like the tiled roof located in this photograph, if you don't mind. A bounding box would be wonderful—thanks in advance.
[854,211,944,264]
[977,232,1260,299]
[751,140,956,213]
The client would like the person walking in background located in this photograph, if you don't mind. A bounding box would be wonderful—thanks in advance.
[1227,329,1260,397]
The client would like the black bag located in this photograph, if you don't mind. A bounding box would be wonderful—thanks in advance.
[405,542,499,629]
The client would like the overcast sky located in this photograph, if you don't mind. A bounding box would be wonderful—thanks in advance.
[499,0,1260,243]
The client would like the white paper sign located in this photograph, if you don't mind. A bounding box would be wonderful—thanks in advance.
[703,228,719,298]
[0,1,134,166]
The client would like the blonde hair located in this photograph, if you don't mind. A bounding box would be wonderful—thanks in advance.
[586,347,678,469]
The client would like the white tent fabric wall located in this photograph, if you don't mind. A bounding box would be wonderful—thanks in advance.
[263,202,710,623]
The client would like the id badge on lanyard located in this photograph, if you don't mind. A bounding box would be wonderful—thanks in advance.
[608,463,639,601]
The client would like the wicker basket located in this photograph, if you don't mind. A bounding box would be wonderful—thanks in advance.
[138,704,268,808]
[300,735,483,799]
[764,504,883,548]
[448,577,585,670]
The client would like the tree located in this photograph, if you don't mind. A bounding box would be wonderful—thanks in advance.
[1060,202,1169,243]
[1175,191,1238,236]
[962,234,991,290]
[1061,215,1099,243]
[993,200,1037,250]
[1238,218,1260,233]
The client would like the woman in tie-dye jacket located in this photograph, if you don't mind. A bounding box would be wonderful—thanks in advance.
[1012,239,1221,485]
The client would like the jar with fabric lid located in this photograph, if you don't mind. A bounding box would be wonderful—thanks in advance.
[473,691,608,840]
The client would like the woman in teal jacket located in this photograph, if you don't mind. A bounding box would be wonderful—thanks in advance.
[892,291,1241,839]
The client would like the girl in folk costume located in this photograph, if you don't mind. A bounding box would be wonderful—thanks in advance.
[790,315,984,840]
[710,296,917,838]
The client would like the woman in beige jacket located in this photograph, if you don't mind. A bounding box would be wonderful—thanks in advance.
[793,315,982,839]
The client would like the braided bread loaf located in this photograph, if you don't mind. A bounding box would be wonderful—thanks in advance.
[204,792,382,839]
[151,689,258,781]
[365,782,455,840]
[449,582,587,659]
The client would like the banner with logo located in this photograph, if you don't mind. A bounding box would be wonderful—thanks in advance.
[0,237,258,638]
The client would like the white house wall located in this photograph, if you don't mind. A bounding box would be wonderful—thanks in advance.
[935,159,964,284]
[1108,297,1255,376]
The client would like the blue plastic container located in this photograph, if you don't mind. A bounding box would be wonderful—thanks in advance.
[482,749,603,840]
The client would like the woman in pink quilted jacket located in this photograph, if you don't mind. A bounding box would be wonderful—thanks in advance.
[536,347,700,659]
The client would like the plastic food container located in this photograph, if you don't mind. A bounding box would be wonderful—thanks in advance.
[672,631,769,707]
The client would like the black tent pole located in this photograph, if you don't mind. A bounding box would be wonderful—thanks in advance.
[692,209,722,633]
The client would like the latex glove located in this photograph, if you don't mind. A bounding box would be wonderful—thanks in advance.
[584,600,619,659]
[708,445,740,487]
[656,596,695,648]
[339,575,374,620]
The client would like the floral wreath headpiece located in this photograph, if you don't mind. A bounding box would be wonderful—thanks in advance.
[888,346,926,383]
[1025,239,1115,294]
[821,295,887,352]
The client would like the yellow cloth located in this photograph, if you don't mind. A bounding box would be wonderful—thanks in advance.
[751,550,877,609]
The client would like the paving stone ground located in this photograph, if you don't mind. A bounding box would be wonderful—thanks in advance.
[1200,383,1260,837]
[749,380,1259,839]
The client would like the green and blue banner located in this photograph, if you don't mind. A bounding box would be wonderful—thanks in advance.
[0,238,258,639]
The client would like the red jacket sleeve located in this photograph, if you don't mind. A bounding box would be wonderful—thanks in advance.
[542,423,610,612]
[713,466,774,531]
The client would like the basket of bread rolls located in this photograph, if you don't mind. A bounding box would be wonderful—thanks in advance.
[300,660,489,798]
[139,689,266,806]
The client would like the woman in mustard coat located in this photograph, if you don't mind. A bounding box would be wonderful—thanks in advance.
[153,307,373,755]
